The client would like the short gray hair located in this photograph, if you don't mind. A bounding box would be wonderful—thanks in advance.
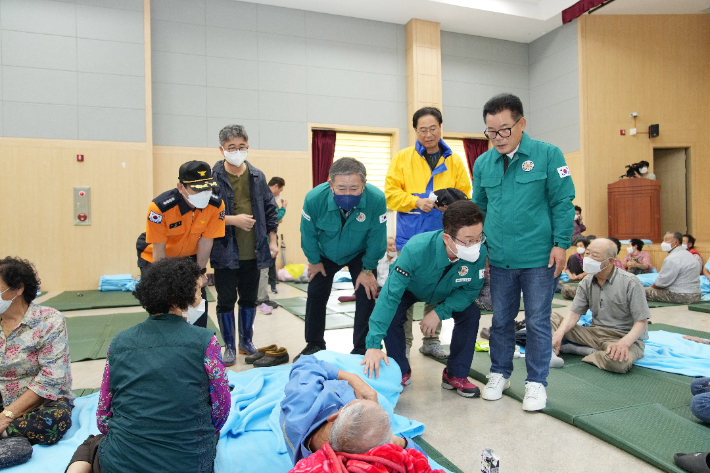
[329,401,391,454]
[589,238,617,260]
[219,124,248,146]
[329,158,366,184]
[666,231,683,244]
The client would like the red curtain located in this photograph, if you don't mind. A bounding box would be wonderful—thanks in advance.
[562,0,607,24]
[311,129,337,187]
[462,138,489,178]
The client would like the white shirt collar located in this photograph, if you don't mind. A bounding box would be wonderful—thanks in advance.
[507,144,520,159]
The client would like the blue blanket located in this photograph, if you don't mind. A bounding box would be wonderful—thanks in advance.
[8,352,448,473]
[701,276,710,302]
[634,330,710,377]
[98,274,136,292]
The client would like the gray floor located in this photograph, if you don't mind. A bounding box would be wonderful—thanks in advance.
[48,284,710,473]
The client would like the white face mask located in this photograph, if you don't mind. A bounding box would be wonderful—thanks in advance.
[661,242,674,252]
[681,244,688,250]
[0,288,18,315]
[577,247,586,254]
[626,246,634,253]
[184,189,212,209]
[583,257,610,275]
[640,167,648,174]
[447,237,481,263]
[387,251,398,258]
[224,149,247,167]
[182,298,205,325]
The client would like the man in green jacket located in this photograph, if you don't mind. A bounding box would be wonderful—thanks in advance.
[362,201,487,398]
[297,158,387,359]
[473,93,575,411]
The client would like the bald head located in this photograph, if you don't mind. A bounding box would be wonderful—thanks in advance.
[328,400,392,454]
[588,238,617,261]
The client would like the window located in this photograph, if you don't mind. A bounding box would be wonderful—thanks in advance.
[332,132,392,192]
[444,138,472,184]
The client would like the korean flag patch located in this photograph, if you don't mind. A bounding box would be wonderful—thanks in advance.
[557,166,571,178]
[148,210,163,224]
[379,213,387,224]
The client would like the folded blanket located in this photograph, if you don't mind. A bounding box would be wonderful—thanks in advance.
[9,352,445,473]
[701,276,710,302]
[333,270,352,283]
[98,274,136,292]
[635,273,658,287]
[634,330,710,377]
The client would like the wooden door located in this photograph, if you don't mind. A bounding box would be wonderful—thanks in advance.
[654,148,687,236]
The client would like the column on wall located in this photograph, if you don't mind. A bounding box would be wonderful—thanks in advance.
[405,19,443,147]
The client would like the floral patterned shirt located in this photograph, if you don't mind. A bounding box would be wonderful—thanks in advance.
[97,335,230,435]
[0,303,75,406]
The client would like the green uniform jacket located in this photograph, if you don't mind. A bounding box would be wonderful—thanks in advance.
[366,230,487,349]
[301,182,387,270]
[472,132,575,269]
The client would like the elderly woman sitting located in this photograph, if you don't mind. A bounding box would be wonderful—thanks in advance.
[0,257,74,467]
[66,257,230,473]
[624,239,652,275]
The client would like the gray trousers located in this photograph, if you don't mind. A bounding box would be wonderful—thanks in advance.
[257,267,270,303]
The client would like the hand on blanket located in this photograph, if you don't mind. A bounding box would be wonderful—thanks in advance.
[337,370,377,401]
[683,335,710,345]
[360,348,389,379]
[606,340,631,362]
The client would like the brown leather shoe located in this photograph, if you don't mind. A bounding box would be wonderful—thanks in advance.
[245,344,278,364]
[253,347,289,367]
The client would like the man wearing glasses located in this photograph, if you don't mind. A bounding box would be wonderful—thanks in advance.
[473,93,575,411]
[361,201,486,397]
[384,107,472,362]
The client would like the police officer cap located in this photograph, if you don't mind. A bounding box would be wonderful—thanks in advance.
[179,161,218,190]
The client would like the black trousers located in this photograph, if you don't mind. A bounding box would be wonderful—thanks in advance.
[268,262,277,286]
[304,252,376,354]
[140,259,208,328]
[214,259,260,313]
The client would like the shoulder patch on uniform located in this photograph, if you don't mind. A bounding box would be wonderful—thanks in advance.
[379,213,387,224]
[301,209,311,221]
[219,210,225,220]
[557,166,570,178]
[208,193,222,208]
[395,266,410,277]
[154,189,182,213]
[479,269,485,279]
[148,210,163,224]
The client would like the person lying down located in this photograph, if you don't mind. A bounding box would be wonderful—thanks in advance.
[281,355,441,473]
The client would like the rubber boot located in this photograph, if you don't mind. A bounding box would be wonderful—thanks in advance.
[217,311,237,366]
[238,307,257,355]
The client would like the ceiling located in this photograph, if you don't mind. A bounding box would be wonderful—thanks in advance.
[241,0,710,43]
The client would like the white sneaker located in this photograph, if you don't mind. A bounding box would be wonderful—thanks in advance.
[481,373,510,401]
[522,381,547,411]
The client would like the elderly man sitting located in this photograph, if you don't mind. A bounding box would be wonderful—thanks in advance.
[646,232,702,304]
[551,238,650,373]
[280,355,418,465]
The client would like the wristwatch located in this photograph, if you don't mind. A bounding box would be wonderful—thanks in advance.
[2,409,14,420]
[362,269,373,276]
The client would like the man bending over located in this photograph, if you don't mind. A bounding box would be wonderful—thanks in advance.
[551,238,649,373]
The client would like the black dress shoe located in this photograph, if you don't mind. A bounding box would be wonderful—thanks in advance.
[253,347,289,367]
[675,453,710,473]
[292,344,324,363]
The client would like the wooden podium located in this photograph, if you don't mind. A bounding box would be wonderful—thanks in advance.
[608,178,661,241]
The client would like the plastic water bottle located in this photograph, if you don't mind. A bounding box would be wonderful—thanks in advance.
[481,448,500,473]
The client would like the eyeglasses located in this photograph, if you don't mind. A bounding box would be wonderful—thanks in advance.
[448,232,486,247]
[484,117,522,139]
[416,125,440,136]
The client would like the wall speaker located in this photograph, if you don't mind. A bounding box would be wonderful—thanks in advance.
[649,124,659,138]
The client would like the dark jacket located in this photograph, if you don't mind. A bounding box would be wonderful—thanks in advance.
[210,159,278,270]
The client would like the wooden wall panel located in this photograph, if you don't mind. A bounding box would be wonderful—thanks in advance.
[0,139,150,291]
[152,146,310,268]
[578,14,710,243]
[406,19,443,147]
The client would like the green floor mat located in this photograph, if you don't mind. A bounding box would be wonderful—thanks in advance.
[647,301,685,308]
[688,302,710,314]
[575,403,710,473]
[432,322,710,473]
[276,297,355,329]
[411,436,464,473]
[72,387,100,397]
[67,312,223,361]
[44,289,215,311]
